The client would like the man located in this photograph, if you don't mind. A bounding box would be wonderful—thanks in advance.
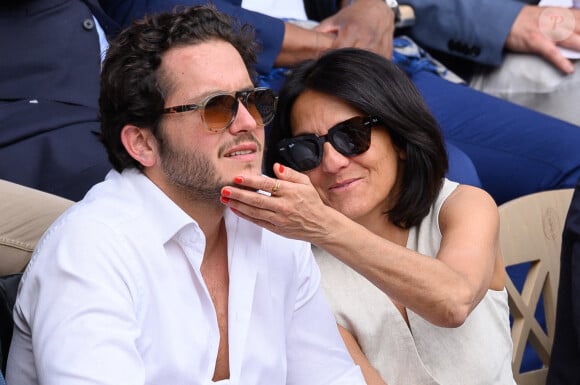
[5,6,366,384]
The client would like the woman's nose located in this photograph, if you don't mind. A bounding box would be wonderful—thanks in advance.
[320,141,350,173]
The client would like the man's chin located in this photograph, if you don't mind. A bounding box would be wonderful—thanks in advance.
[227,162,263,176]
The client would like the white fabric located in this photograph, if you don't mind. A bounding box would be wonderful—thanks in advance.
[6,169,365,385]
[314,178,516,385]
[93,16,109,65]
[469,52,580,126]
[241,0,307,20]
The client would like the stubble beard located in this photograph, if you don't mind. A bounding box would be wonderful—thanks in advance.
[159,134,262,206]
[160,142,226,205]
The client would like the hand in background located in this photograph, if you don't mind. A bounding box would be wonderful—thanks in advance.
[506,5,580,74]
[315,0,396,59]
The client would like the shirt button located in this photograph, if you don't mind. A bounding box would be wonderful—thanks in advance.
[83,18,95,31]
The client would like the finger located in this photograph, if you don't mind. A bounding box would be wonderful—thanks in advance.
[227,198,281,228]
[271,179,282,195]
[273,163,310,184]
[534,36,575,73]
[231,175,279,193]
[221,184,278,214]
[545,48,575,74]
[228,206,279,232]
[222,185,295,231]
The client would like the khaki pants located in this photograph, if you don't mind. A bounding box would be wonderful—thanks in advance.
[0,180,73,275]
[470,52,580,126]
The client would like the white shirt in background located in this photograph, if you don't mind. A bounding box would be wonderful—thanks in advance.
[241,0,308,20]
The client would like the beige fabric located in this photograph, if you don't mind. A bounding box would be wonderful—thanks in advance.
[314,178,516,385]
[469,53,580,126]
[0,179,73,274]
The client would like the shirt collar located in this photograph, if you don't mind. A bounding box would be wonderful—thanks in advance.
[115,169,201,245]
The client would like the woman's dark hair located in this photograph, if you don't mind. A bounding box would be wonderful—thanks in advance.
[265,48,448,228]
[99,5,259,172]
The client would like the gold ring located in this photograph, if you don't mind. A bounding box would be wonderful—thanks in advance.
[271,179,281,194]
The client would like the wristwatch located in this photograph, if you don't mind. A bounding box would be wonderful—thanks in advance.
[385,0,401,26]
[343,0,414,28]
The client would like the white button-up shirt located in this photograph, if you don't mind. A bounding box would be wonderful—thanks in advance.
[7,169,364,385]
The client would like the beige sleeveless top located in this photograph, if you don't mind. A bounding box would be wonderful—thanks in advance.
[314,179,516,385]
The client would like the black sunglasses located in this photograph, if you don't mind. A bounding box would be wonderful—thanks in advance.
[162,87,278,133]
[277,116,381,172]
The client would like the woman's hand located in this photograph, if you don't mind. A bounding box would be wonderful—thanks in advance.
[220,163,337,242]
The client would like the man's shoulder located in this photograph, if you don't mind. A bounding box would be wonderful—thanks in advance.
[63,181,143,231]
[29,175,150,261]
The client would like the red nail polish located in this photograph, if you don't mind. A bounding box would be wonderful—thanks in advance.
[279,164,285,173]
[220,196,230,204]
[222,188,231,197]
[234,176,243,184]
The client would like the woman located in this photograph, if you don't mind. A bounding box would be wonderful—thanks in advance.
[220,48,515,385]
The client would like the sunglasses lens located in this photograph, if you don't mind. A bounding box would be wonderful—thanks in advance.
[203,94,237,132]
[278,116,376,172]
[278,136,322,172]
[330,117,372,156]
[246,89,277,126]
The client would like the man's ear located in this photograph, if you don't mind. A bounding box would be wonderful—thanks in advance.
[120,125,158,168]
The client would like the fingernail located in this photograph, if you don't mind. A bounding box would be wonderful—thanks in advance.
[220,196,230,204]
[234,176,243,184]
[222,188,231,197]
[230,207,239,213]
[279,164,285,173]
